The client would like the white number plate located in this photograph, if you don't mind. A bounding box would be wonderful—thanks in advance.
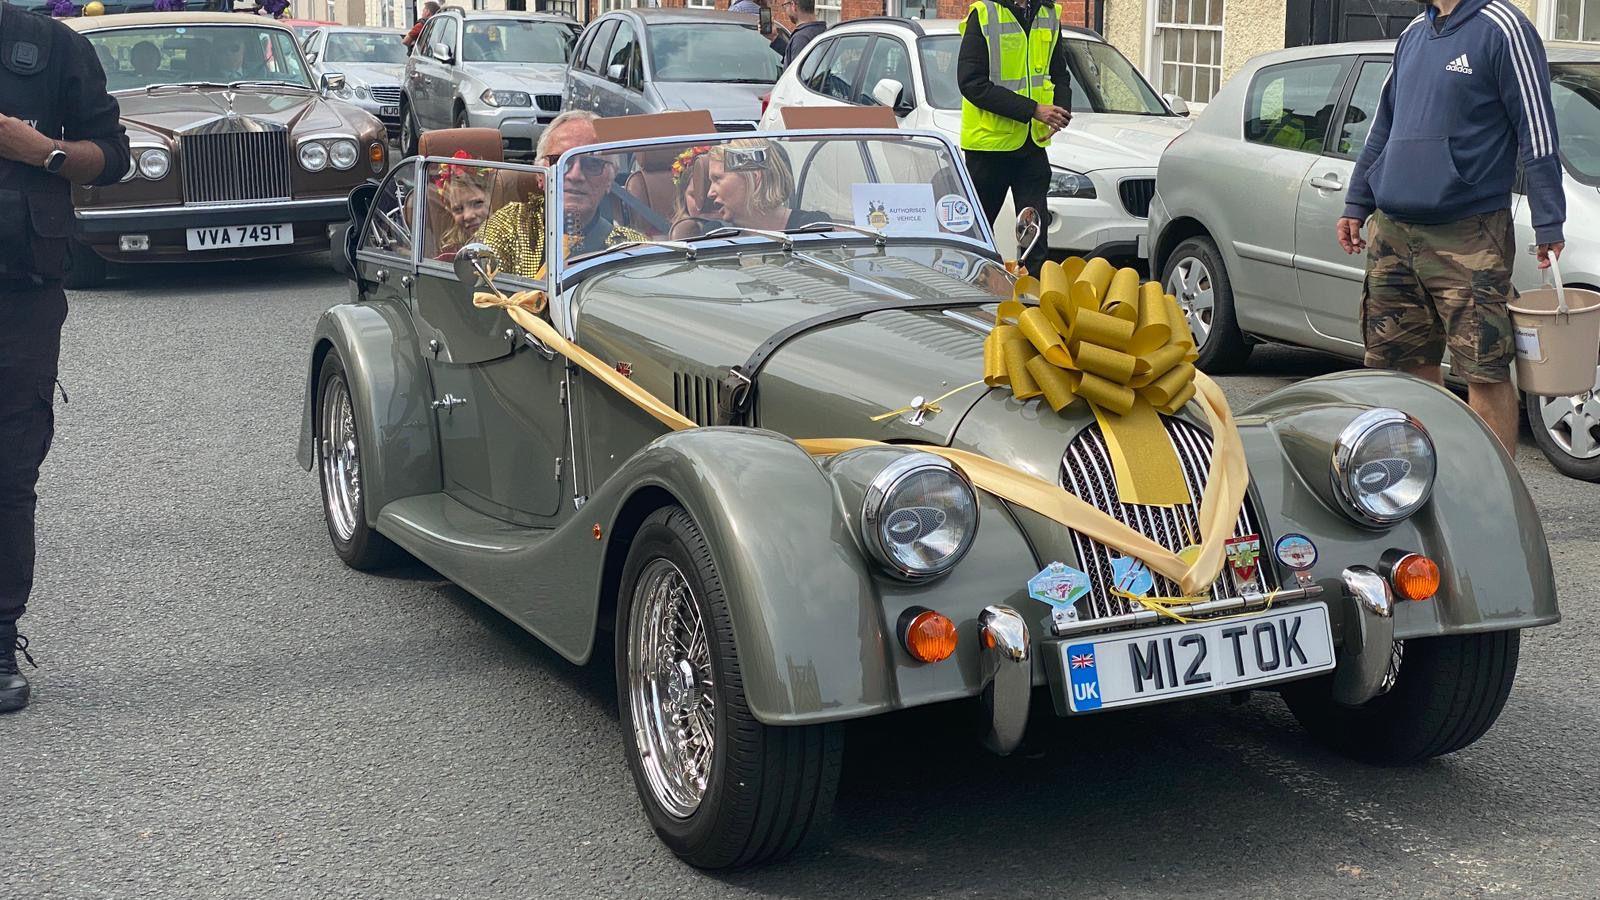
[1061,604,1335,713]
[185,223,294,251]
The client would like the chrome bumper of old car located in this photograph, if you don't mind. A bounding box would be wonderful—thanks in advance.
[979,605,1030,756]
[1049,583,1326,637]
[1332,565,1395,707]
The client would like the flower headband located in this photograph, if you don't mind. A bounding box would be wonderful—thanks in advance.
[671,145,712,188]
[431,150,495,199]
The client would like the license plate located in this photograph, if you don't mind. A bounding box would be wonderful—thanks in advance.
[1061,604,1335,713]
[185,223,294,251]
[379,105,400,117]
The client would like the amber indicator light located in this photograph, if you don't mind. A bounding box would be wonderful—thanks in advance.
[1392,554,1441,601]
[901,609,958,663]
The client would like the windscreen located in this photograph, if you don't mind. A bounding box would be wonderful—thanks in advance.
[1552,63,1600,185]
[462,20,578,64]
[324,31,407,64]
[89,25,312,91]
[647,24,780,84]
[1063,39,1168,115]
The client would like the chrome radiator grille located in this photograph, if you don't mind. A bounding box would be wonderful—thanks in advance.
[369,85,402,106]
[180,130,292,204]
[1060,418,1269,621]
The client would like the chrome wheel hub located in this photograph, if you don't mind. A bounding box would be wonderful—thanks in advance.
[1167,255,1215,346]
[628,558,715,819]
[1536,366,1600,460]
[319,374,361,542]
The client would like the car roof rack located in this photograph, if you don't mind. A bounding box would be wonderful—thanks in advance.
[837,15,926,37]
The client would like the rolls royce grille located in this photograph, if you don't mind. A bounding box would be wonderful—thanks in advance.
[1060,417,1269,621]
[180,130,293,205]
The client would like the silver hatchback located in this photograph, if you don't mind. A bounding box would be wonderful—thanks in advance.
[1150,40,1600,479]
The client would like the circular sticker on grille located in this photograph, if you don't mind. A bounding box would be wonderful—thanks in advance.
[1274,533,1318,570]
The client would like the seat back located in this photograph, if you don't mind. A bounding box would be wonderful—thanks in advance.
[419,129,506,258]
[621,147,681,236]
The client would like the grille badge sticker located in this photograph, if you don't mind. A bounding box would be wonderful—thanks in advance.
[1029,561,1091,631]
[1110,556,1154,597]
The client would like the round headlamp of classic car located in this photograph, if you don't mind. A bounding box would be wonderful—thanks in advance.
[861,453,979,580]
[298,141,329,172]
[136,148,169,180]
[328,139,360,171]
[1332,408,1437,526]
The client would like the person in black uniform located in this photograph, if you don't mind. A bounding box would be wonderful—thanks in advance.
[957,0,1072,275]
[0,2,131,713]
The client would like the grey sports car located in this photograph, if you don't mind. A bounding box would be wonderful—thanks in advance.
[303,125,1557,867]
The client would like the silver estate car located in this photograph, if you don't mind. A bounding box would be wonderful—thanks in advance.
[401,9,580,158]
[1150,40,1600,480]
[304,26,407,143]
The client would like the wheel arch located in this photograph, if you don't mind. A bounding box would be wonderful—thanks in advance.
[1152,215,1214,277]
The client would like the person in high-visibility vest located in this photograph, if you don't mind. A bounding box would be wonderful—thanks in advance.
[958,0,1072,274]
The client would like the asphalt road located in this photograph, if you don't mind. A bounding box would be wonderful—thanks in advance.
[5,256,1597,899]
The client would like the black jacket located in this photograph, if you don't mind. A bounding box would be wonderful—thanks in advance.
[957,0,1073,137]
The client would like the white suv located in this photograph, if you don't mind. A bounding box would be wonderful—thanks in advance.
[758,16,1192,260]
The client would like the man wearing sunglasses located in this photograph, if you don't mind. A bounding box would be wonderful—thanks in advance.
[476,110,642,278]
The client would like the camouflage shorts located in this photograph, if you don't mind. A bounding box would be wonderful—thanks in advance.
[1361,209,1517,383]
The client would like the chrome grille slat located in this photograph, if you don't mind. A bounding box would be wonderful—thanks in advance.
[180,129,292,205]
[369,85,402,105]
[1059,418,1271,622]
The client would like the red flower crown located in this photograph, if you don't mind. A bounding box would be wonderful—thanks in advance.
[431,150,495,199]
[671,145,712,188]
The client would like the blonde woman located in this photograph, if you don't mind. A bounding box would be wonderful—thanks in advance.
[705,139,826,232]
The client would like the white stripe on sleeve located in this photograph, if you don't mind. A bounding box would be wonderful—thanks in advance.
[1484,2,1554,158]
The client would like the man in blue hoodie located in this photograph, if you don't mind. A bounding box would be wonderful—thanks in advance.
[1337,0,1565,458]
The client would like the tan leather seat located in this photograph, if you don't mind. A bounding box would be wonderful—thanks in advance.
[417,127,504,162]
[622,148,680,236]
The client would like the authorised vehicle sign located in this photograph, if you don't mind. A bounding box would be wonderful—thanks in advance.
[1060,603,1335,713]
[186,223,294,251]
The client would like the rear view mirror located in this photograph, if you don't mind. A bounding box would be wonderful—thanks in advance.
[453,242,502,287]
[1162,92,1190,117]
[1015,206,1042,266]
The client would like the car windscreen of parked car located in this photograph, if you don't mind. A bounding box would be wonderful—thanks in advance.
[1061,39,1167,115]
[646,24,780,83]
[323,31,407,64]
[1552,63,1600,186]
[90,25,312,91]
[463,20,578,64]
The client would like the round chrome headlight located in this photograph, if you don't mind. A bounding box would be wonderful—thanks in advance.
[328,139,360,170]
[298,141,329,172]
[1332,408,1436,526]
[861,453,979,580]
[137,148,169,180]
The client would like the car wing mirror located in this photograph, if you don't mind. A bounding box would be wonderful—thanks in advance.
[453,242,502,288]
[1162,92,1190,117]
[871,77,908,114]
[320,72,346,95]
[306,50,319,65]
[1015,206,1042,266]
[432,42,454,64]
[606,62,627,84]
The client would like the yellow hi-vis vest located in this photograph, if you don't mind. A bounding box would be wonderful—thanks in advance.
[959,0,1060,151]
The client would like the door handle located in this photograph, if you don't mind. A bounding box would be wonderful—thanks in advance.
[431,393,467,412]
[1310,174,1344,191]
[375,268,388,283]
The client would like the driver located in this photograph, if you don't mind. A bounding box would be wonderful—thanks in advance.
[474,110,642,278]
[214,36,247,82]
[130,41,162,79]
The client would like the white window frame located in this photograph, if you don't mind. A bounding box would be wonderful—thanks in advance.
[685,0,714,8]
[1542,0,1600,41]
[601,0,638,11]
[1143,0,1226,103]
[816,0,842,26]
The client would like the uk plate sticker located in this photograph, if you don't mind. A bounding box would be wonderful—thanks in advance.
[936,193,975,233]
[1110,556,1154,597]
[1274,533,1318,570]
[1065,643,1102,710]
[1028,561,1091,609]
[1224,534,1262,586]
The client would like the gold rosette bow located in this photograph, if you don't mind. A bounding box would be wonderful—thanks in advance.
[983,257,1201,506]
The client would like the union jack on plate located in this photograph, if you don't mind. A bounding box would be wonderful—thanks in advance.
[1070,652,1096,669]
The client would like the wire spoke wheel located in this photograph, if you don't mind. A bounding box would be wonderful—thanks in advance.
[319,373,361,543]
[628,558,716,819]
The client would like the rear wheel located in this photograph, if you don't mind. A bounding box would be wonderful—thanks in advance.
[1163,235,1251,372]
[616,507,843,869]
[63,239,107,290]
[317,351,404,570]
[1525,366,1600,480]
[1282,631,1520,764]
[401,101,420,158]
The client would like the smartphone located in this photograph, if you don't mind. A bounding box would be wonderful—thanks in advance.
[759,6,773,35]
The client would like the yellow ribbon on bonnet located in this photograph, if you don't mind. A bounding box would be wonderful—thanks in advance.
[983,257,1202,506]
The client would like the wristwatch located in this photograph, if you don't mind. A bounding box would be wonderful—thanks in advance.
[43,142,66,175]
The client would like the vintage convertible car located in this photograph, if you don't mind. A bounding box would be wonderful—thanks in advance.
[299,125,1558,868]
[64,12,388,287]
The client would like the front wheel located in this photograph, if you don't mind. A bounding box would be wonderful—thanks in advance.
[616,507,843,869]
[400,102,420,159]
[452,105,469,129]
[1525,369,1600,480]
[1282,631,1520,764]
[1162,235,1251,372]
[317,351,404,570]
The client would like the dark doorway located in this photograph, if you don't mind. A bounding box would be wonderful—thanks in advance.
[1286,0,1419,48]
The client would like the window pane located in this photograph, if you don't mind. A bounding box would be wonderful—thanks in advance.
[1243,58,1350,150]
[1162,28,1178,61]
[858,37,912,106]
[1160,0,1174,22]
[1556,0,1579,40]
[819,35,870,101]
[1209,0,1225,25]
[1337,60,1391,156]
[1180,29,1195,64]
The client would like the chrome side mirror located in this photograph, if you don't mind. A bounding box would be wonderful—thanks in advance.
[1162,92,1190,117]
[431,41,454,64]
[1015,206,1042,265]
[320,72,346,94]
[454,242,501,287]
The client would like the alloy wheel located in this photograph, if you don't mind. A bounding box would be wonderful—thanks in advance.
[628,558,716,819]
[1535,366,1600,460]
[319,373,362,543]
[1166,255,1215,346]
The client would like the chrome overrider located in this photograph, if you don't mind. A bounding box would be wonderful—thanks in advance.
[979,605,1031,756]
[1333,565,1396,707]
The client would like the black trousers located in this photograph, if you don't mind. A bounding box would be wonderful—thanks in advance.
[965,145,1051,274]
[0,280,64,626]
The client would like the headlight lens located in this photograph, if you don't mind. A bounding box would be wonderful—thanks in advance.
[1332,408,1436,526]
[335,83,356,100]
[298,141,329,172]
[861,454,979,580]
[1048,166,1096,199]
[137,148,170,179]
[328,138,360,170]
[480,89,532,108]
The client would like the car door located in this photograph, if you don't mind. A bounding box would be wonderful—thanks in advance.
[855,33,915,115]
[569,17,618,115]
[408,18,440,126]
[355,159,420,314]
[1221,55,1355,335]
[427,16,461,126]
[774,34,831,115]
[1295,55,1391,347]
[410,163,568,521]
[602,18,648,117]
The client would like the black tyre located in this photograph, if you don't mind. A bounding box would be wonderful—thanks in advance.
[1282,631,1520,764]
[400,101,420,159]
[1525,371,1600,480]
[64,239,107,290]
[316,351,405,571]
[452,105,469,129]
[1162,235,1251,372]
[616,506,843,869]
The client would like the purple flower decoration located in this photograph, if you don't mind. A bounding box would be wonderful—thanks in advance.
[47,0,78,17]
[153,0,185,10]
[259,0,289,17]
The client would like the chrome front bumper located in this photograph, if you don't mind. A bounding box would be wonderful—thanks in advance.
[979,605,1031,756]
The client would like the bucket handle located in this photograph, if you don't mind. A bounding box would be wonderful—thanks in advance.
[1540,250,1570,319]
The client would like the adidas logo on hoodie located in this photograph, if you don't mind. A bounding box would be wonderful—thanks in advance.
[1445,54,1473,74]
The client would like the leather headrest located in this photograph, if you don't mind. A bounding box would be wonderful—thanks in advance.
[418,127,504,162]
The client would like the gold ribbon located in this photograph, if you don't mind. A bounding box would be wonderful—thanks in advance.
[982,258,1202,506]
[471,277,1251,598]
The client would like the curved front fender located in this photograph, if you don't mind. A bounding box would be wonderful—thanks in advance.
[1241,370,1558,637]
[296,300,440,524]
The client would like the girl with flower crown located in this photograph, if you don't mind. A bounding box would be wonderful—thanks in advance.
[430,152,494,259]
[667,145,725,241]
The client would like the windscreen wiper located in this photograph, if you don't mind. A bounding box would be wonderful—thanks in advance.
[787,221,887,246]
